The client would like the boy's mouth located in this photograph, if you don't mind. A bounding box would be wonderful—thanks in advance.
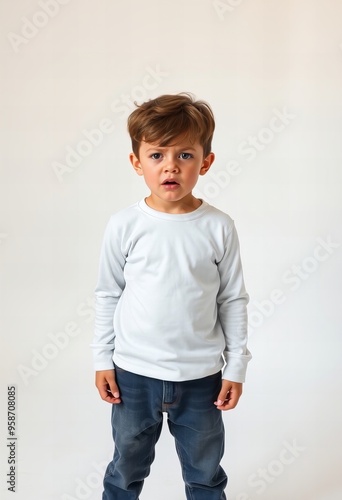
[162,179,179,185]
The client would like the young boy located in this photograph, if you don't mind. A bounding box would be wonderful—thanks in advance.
[91,93,252,499]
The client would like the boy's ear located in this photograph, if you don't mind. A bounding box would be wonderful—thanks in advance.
[129,153,144,176]
[200,152,215,176]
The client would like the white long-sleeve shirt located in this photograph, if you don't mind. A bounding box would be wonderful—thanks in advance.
[91,199,252,382]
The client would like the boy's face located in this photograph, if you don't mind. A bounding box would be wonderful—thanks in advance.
[129,137,215,213]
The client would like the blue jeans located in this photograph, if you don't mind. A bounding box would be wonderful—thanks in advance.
[102,367,227,499]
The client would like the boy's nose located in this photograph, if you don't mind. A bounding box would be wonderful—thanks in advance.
[164,160,179,172]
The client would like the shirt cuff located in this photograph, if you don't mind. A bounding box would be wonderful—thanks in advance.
[92,348,115,371]
[221,350,252,383]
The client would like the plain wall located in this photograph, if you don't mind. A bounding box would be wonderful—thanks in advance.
[1,1,341,499]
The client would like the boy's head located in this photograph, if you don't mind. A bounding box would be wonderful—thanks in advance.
[127,93,215,159]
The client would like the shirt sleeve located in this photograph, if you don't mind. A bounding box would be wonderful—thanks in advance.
[90,216,126,371]
[216,222,252,383]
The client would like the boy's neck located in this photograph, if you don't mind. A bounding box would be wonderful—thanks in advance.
[145,194,202,214]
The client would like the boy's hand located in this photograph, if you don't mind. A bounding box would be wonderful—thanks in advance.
[95,369,121,404]
[214,379,242,411]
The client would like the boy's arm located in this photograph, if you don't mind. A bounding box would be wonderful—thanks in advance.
[90,216,126,395]
[216,222,252,385]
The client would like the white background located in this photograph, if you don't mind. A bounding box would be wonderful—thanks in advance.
[1,1,342,499]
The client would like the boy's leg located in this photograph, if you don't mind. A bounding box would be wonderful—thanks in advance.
[166,372,227,500]
[103,366,163,500]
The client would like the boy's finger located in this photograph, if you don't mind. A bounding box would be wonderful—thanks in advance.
[108,382,120,400]
[215,390,241,411]
[214,394,228,407]
[98,384,121,404]
[214,382,231,407]
[95,370,121,404]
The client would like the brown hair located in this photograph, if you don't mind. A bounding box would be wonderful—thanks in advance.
[127,93,215,159]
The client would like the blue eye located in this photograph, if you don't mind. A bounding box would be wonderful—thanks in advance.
[180,153,193,160]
